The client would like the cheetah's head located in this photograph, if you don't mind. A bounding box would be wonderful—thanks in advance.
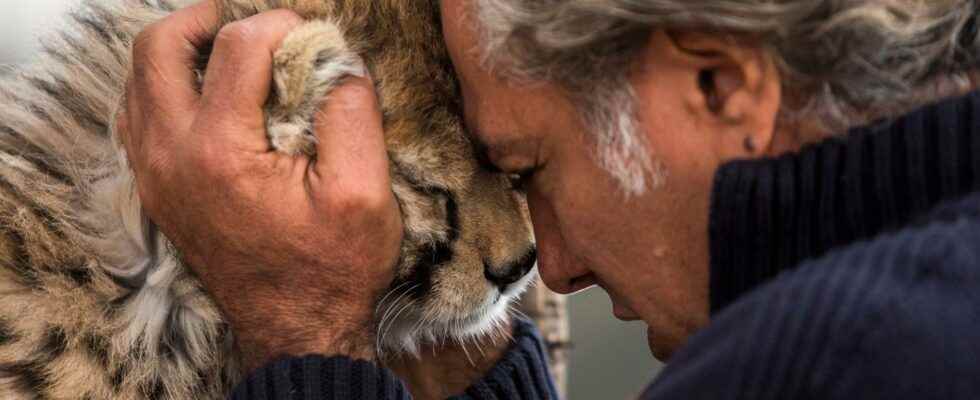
[215,0,537,356]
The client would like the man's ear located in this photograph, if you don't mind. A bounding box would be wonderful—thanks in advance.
[639,30,782,157]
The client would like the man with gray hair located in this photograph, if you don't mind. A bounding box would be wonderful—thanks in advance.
[119,0,980,398]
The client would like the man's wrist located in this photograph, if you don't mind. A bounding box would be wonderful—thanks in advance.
[235,317,378,372]
[287,328,377,362]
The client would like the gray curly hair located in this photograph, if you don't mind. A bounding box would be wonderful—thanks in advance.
[475,0,980,194]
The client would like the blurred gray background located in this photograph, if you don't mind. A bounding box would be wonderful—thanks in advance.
[0,2,663,399]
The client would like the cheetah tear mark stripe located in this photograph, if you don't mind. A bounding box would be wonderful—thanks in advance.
[405,187,459,299]
[387,158,462,300]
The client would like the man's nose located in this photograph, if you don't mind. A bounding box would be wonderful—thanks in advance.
[546,272,597,295]
[535,245,596,295]
[525,192,595,294]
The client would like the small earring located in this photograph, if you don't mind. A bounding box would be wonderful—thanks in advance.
[743,136,757,153]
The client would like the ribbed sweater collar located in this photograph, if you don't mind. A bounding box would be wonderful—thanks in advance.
[708,91,980,314]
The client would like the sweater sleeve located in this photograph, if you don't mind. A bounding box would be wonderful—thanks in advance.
[450,318,560,400]
[643,210,980,399]
[229,355,411,400]
[229,318,559,400]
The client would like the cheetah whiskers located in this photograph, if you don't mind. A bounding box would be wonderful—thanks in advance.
[374,282,419,358]
[374,280,413,314]
[379,298,416,350]
[455,321,477,367]
[507,304,531,322]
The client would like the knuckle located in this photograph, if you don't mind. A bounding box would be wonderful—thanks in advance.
[130,24,177,103]
[335,80,378,106]
[328,187,392,218]
[132,23,167,69]
[215,21,257,49]
[265,9,304,26]
[132,24,156,57]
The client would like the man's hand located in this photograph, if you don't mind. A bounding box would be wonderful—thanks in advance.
[117,1,403,370]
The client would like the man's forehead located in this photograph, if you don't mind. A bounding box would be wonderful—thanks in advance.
[467,125,541,170]
[466,126,518,172]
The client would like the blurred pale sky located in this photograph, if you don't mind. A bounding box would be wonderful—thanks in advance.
[0,0,75,64]
[0,1,662,398]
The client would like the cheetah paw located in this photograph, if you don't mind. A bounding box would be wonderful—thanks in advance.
[266,20,366,157]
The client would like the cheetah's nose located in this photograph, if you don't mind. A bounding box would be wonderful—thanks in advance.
[484,248,536,291]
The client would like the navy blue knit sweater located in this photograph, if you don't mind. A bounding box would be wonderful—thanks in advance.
[229,318,558,399]
[233,92,980,399]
